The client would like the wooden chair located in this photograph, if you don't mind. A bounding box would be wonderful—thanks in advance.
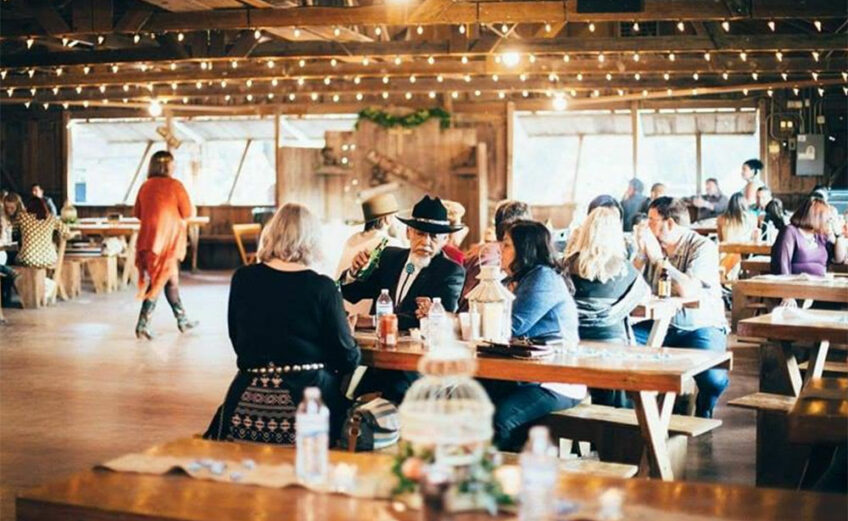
[232,224,261,266]
[14,237,68,308]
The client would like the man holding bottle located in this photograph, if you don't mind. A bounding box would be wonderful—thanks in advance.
[632,196,729,419]
[340,195,466,402]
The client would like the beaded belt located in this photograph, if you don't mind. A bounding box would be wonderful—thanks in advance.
[244,362,325,375]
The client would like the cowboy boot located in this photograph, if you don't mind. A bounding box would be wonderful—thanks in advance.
[169,298,198,333]
[135,299,157,340]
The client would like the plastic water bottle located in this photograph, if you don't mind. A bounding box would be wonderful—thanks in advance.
[427,297,446,350]
[519,426,558,521]
[295,387,329,486]
[376,289,394,318]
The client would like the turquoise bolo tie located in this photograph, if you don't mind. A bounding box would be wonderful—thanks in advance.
[404,263,415,274]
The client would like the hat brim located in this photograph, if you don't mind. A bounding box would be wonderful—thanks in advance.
[397,216,464,234]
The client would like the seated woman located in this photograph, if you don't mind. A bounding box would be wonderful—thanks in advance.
[771,196,833,307]
[15,197,71,268]
[485,220,583,450]
[205,203,361,445]
[760,198,787,239]
[564,207,649,407]
[717,192,758,281]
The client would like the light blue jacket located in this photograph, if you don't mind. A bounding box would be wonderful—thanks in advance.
[511,265,579,343]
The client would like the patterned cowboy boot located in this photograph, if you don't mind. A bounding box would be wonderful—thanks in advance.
[135,299,157,340]
[169,298,198,333]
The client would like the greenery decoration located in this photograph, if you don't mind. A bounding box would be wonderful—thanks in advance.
[357,107,451,130]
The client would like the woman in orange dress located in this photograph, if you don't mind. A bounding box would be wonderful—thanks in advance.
[133,150,198,339]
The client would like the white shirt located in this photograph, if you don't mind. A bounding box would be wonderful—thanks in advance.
[394,254,424,305]
[336,230,402,315]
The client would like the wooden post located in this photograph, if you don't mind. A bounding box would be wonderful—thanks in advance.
[274,110,282,207]
[505,101,515,198]
[61,110,71,205]
[226,139,252,204]
[630,101,640,178]
[758,97,770,187]
[695,131,703,194]
[476,142,488,243]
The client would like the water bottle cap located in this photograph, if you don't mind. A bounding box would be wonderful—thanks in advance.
[528,426,551,453]
[304,387,321,400]
[432,297,441,304]
[380,288,389,294]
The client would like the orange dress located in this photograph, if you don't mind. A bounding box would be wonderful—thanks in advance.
[133,176,192,299]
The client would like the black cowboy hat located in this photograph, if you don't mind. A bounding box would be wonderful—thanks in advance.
[397,195,465,234]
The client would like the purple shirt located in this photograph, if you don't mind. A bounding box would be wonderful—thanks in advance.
[770,224,830,276]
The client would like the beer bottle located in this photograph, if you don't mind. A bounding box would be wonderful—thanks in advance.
[658,259,672,299]
[354,237,389,281]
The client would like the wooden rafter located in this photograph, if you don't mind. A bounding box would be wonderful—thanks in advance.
[1,0,845,38]
[28,0,72,36]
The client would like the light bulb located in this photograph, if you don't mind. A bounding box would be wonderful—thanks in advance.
[775,51,783,61]
[289,93,296,101]
[171,82,178,90]
[451,91,459,99]
[271,78,278,87]
[84,66,91,74]
[148,99,163,117]
[267,60,275,68]
[333,94,340,102]
[576,73,583,81]
[134,34,141,43]
[299,59,306,67]
[668,53,676,62]
[588,22,595,32]
[677,21,685,32]
[394,56,402,65]
[501,23,509,32]
[323,77,331,85]
[498,91,505,99]
[633,52,640,62]
[529,54,536,64]
[225,94,231,101]
[428,56,435,65]
[605,73,612,81]
[297,77,305,86]
[751,72,758,80]
[492,74,499,82]
[405,92,412,99]
[634,73,641,80]
[461,55,469,64]
[52,87,59,95]
[246,94,253,101]
[382,92,389,99]
[598,53,605,62]
[62,102,69,109]
[56,67,63,76]
[353,76,361,85]
[474,90,481,96]
[632,22,640,32]
[545,23,552,33]
[520,73,527,81]
[817,87,825,96]
[383,76,389,84]
[334,27,341,37]
[99,85,106,93]
[663,72,670,81]
[170,62,176,70]
[721,21,730,32]
[437,75,444,83]
[177,32,184,42]
[330,58,338,67]
[767,89,774,97]
[196,81,203,89]
[76,86,82,94]
[409,75,416,83]
[362,57,369,66]
[231,60,238,69]
[722,72,729,80]
[254,29,262,39]
[739,52,747,61]
[813,20,822,32]
[768,21,776,32]
[464,74,471,82]
[501,52,520,67]
[293,28,301,38]
[812,51,820,62]
[246,79,253,87]
[459,24,466,35]
[704,52,710,61]
[522,90,529,97]
[357,93,364,101]
[182,97,188,104]
[375,27,382,36]
[812,72,819,80]
[26,38,34,49]
[552,94,567,111]
[416,25,423,35]
[563,54,570,62]
[781,72,789,81]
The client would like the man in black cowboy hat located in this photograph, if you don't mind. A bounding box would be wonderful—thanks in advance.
[341,195,466,331]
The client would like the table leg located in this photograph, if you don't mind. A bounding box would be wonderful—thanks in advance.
[803,340,831,388]
[646,316,671,348]
[54,238,68,301]
[123,232,138,288]
[632,390,675,480]
[731,288,748,332]
[777,341,803,397]
[189,224,200,273]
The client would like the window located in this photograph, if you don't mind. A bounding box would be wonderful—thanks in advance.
[702,134,759,196]
[574,135,633,204]
[68,115,357,206]
[638,135,697,197]
[513,136,580,205]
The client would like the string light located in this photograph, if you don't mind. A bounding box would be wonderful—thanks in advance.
[817,87,825,96]
[436,75,444,83]
[111,64,119,73]
[743,88,749,95]
[56,67,63,76]
[182,97,189,104]
[405,92,412,100]
[99,85,106,93]
[677,21,685,32]
[634,73,641,80]
[668,52,676,61]
[502,52,519,67]
[618,89,624,96]
[140,64,148,72]
[474,89,481,97]
[225,94,231,101]
[598,53,605,63]
[333,94,340,102]
[254,29,262,39]
[528,54,536,64]
[739,52,747,61]
[134,34,141,44]
[382,92,389,99]
[563,54,570,63]
[29,87,37,96]
[362,57,370,66]
[196,80,203,89]
[633,52,640,62]
[520,73,528,82]
[231,60,238,69]
[492,74,499,82]
[767,89,774,97]
[294,28,301,38]
[667,88,673,96]
[545,23,552,33]
[383,75,389,84]
[781,72,789,81]
[632,22,640,32]
[459,24,466,35]
[394,56,402,65]
[663,72,670,81]
[451,91,459,99]
[62,37,69,46]
[721,20,730,32]
[576,73,583,81]
[775,51,783,61]
[148,99,163,117]
[246,94,253,101]
[768,21,776,32]
[76,86,82,94]
[43,102,50,109]
[297,77,305,86]
[374,27,382,36]
[501,23,509,33]
[461,55,469,64]
[170,62,176,71]
[299,59,306,67]
[409,75,416,83]
[26,38,34,49]
[356,93,364,101]
[427,56,435,65]
[177,32,184,42]
[334,27,341,37]
[722,72,729,80]
[811,72,819,80]
[813,20,822,32]
[751,72,758,80]
[812,51,820,62]
[416,25,423,35]
[605,73,612,81]
[82,101,89,108]
[123,84,130,92]
[246,79,253,87]
[267,60,275,68]
[522,90,529,97]
[703,52,711,61]
[498,91,506,99]
[353,76,361,85]
[464,74,471,82]
[62,102,69,109]
[843,72,848,81]
[588,22,595,32]
[271,78,279,87]
[0,70,6,80]
[330,58,338,67]
[289,93,296,101]
[6,88,12,97]
[26,68,34,78]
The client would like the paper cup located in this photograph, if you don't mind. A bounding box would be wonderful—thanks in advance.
[459,312,472,341]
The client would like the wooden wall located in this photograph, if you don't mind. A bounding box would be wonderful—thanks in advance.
[0,107,67,204]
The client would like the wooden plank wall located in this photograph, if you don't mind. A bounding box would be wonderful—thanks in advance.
[0,108,67,204]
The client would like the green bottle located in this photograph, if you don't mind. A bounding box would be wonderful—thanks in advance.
[355,237,389,281]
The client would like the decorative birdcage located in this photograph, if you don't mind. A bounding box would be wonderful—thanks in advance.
[464,265,514,343]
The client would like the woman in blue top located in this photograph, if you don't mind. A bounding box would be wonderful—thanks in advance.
[484,220,583,450]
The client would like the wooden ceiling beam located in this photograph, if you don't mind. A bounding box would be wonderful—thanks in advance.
[28,0,72,36]
[4,34,845,67]
[8,56,841,89]
[114,5,154,33]
[3,0,846,37]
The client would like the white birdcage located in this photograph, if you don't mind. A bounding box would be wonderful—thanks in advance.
[464,265,514,343]
[398,346,494,466]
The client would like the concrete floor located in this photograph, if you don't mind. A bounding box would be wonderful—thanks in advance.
[0,271,759,520]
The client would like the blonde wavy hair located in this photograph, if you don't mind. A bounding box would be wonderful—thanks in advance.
[257,202,323,266]
[572,206,627,283]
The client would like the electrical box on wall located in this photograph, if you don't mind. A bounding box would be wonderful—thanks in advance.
[795,134,825,176]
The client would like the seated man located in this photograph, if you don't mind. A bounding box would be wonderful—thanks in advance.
[691,177,728,222]
[341,195,466,402]
[632,197,729,419]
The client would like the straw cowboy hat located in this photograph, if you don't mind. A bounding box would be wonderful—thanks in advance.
[360,193,400,223]
[397,195,465,235]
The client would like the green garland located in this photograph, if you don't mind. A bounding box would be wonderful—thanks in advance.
[357,107,451,130]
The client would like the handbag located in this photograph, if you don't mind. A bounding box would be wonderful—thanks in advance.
[339,393,400,452]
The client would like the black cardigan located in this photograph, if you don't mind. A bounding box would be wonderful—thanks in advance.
[341,247,465,330]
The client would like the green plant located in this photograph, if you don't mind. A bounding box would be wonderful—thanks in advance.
[357,107,451,130]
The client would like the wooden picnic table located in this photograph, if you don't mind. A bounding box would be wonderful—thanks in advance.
[632,297,700,348]
[719,241,772,256]
[740,256,848,278]
[72,216,211,281]
[692,224,717,236]
[357,335,731,481]
[16,437,845,521]
[788,377,848,446]
[738,310,848,397]
[731,275,848,330]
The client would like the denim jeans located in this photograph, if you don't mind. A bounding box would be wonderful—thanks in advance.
[481,380,581,451]
[632,321,729,417]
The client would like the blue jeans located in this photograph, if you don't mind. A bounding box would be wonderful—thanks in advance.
[482,380,580,451]
[632,321,729,418]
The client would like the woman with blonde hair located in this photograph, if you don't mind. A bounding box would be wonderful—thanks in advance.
[204,203,360,445]
[565,206,649,343]
[133,150,196,339]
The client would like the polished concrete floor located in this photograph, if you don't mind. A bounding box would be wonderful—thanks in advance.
[0,271,759,520]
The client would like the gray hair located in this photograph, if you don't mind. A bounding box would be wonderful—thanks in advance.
[257,202,323,266]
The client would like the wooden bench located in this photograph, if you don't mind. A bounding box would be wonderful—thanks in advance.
[14,267,47,308]
[728,392,796,413]
[799,360,848,376]
[67,254,118,293]
[537,403,721,478]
